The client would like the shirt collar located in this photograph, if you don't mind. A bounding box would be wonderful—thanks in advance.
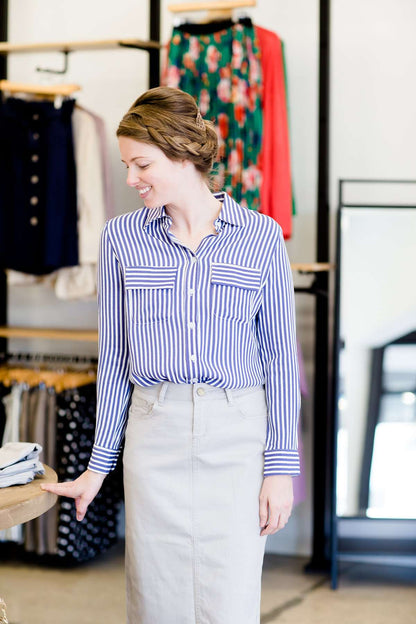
[142,191,247,230]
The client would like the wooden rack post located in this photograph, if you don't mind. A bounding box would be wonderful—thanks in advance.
[0,0,7,361]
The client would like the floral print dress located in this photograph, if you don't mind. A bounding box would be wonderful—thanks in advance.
[165,21,263,211]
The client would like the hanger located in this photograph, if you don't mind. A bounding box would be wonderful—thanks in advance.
[0,365,96,392]
[168,0,256,24]
[0,80,81,108]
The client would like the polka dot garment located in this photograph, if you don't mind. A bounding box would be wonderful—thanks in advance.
[55,383,123,564]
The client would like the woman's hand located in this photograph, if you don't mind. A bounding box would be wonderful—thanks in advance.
[259,475,294,536]
[41,469,106,522]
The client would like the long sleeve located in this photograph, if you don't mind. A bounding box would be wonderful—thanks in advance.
[256,226,300,476]
[88,224,132,474]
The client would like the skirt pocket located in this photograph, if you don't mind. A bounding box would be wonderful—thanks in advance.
[232,389,268,420]
[129,392,157,420]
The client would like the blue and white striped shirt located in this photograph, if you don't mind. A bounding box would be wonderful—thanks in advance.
[88,192,300,477]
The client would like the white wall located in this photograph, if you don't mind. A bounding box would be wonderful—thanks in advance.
[330,0,416,213]
[6,0,321,556]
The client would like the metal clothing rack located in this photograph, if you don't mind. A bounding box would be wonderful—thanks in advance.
[0,351,98,366]
[0,0,333,572]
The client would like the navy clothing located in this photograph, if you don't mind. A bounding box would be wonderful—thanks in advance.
[0,97,78,275]
[55,384,122,563]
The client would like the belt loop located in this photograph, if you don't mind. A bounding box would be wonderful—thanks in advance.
[225,388,234,404]
[157,382,169,405]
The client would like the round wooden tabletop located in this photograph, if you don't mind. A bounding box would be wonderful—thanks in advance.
[0,465,58,530]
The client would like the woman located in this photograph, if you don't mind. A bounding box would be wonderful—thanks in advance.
[42,86,300,624]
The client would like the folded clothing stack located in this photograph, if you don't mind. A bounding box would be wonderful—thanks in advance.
[0,442,45,488]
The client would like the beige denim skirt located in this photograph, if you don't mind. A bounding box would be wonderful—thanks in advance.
[123,381,268,624]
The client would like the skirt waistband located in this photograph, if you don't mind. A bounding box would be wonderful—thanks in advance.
[131,381,264,405]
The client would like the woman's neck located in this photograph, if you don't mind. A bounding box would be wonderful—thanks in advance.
[165,180,222,234]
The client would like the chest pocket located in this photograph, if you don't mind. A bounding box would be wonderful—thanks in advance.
[125,266,177,325]
[210,263,261,323]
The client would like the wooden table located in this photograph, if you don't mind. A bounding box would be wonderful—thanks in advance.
[0,465,57,530]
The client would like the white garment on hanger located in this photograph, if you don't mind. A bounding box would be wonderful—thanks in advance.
[0,385,24,542]
[1,385,23,446]
[53,106,106,299]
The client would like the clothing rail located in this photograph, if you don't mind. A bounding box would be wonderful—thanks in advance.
[168,0,256,13]
[0,327,98,342]
[0,80,81,96]
[0,352,98,365]
[0,38,161,54]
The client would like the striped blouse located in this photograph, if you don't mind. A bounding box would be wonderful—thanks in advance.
[88,192,300,477]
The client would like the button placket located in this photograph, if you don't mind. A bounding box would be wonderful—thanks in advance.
[29,116,41,228]
[185,253,199,381]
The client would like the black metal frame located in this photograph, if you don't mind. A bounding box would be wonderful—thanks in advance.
[304,0,332,574]
[0,0,334,571]
[330,178,416,588]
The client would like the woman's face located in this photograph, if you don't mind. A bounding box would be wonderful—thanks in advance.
[119,136,185,209]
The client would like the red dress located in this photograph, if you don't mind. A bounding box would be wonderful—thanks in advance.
[256,26,293,239]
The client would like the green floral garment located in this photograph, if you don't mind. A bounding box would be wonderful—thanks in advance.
[165,22,263,211]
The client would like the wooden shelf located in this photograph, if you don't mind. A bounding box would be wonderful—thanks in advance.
[0,80,81,96]
[168,0,256,12]
[0,326,98,342]
[0,38,162,54]
[291,262,333,273]
[0,465,57,530]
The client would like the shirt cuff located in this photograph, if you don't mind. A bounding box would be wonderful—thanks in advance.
[88,445,121,474]
[263,450,300,476]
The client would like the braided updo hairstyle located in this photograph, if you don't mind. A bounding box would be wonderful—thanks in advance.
[116,87,218,178]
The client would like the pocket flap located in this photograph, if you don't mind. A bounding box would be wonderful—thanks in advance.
[125,266,177,289]
[211,263,261,290]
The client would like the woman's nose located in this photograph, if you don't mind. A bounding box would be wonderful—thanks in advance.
[126,168,139,187]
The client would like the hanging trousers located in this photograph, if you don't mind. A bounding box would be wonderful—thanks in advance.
[123,381,269,624]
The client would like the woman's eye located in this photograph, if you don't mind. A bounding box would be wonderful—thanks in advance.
[139,164,150,169]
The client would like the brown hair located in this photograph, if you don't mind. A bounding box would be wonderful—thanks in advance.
[116,86,218,177]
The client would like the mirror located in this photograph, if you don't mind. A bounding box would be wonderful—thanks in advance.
[335,206,416,519]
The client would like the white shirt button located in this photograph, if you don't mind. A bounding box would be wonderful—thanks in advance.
[30,196,39,206]
[188,322,195,330]
[196,388,205,397]
[31,154,39,162]
[30,216,38,226]
[191,378,198,383]
[190,354,196,362]
[189,288,195,296]
[31,175,39,184]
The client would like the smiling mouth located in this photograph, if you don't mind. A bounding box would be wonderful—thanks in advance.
[138,186,151,197]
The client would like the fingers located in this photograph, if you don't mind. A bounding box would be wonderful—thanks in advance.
[259,495,268,531]
[41,481,81,498]
[259,504,292,536]
[41,481,94,521]
[75,496,90,522]
[41,470,105,523]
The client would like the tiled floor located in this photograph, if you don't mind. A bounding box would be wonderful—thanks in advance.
[0,542,415,623]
